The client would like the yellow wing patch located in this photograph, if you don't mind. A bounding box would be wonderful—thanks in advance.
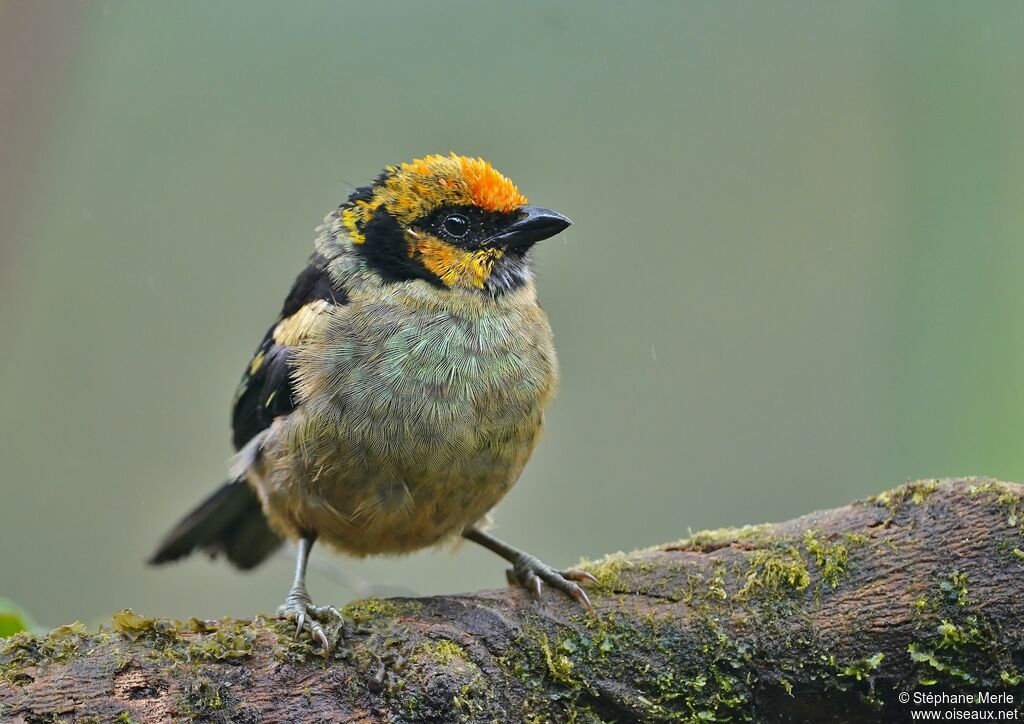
[340,153,527,241]
[272,300,331,347]
[249,349,266,375]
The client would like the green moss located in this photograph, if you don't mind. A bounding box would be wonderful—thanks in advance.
[703,562,728,602]
[110,646,131,673]
[577,550,654,590]
[404,695,418,713]
[38,621,89,655]
[361,629,495,723]
[183,619,256,662]
[110,610,179,644]
[1001,670,1023,686]
[912,595,934,615]
[178,673,226,717]
[632,634,750,722]
[538,633,577,686]
[967,479,1024,530]
[446,658,492,719]
[666,523,773,553]
[1,620,94,683]
[966,478,1021,505]
[838,652,884,681]
[341,597,417,628]
[586,524,859,606]
[908,642,976,685]
[937,619,975,647]
[266,599,387,663]
[736,546,810,599]
[500,623,603,720]
[939,570,971,607]
[451,679,489,720]
[802,530,850,590]
[497,605,756,723]
[842,531,869,546]
[109,612,260,665]
[904,566,1018,690]
[419,638,468,666]
[871,479,939,514]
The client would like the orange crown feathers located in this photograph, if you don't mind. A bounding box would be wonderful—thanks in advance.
[340,153,528,242]
[395,153,527,212]
[454,155,528,212]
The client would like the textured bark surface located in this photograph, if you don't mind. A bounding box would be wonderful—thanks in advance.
[3,477,1024,723]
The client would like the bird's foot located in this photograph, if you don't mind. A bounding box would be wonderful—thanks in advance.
[506,553,597,612]
[277,595,343,652]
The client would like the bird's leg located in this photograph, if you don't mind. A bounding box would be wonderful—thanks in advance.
[277,534,342,651]
[463,527,596,612]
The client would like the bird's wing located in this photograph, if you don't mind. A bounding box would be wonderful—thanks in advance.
[231,256,347,450]
[150,256,348,571]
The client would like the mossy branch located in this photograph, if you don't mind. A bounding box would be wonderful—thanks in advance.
[3,478,1024,722]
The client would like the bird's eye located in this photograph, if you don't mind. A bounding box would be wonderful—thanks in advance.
[442,214,469,238]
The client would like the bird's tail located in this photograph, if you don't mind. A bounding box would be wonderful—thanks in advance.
[148,479,282,570]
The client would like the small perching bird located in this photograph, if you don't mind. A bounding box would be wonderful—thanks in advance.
[149,153,592,648]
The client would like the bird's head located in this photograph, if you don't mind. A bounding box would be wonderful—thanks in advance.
[337,153,571,294]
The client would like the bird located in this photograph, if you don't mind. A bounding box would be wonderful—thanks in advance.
[149,153,594,648]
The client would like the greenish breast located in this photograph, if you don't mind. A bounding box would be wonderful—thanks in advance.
[263,284,558,554]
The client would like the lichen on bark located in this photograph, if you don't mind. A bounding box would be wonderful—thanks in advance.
[3,477,1023,722]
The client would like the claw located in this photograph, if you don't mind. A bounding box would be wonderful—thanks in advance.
[563,569,599,584]
[278,600,343,652]
[464,528,596,614]
[506,555,597,613]
[568,583,595,613]
[531,574,543,599]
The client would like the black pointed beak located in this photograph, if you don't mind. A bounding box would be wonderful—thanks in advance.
[492,206,572,249]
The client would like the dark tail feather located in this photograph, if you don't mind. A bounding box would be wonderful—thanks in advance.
[148,479,282,570]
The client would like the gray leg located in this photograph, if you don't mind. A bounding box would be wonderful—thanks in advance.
[463,527,596,611]
[277,534,342,650]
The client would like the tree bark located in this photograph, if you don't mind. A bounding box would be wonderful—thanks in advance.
[3,477,1024,723]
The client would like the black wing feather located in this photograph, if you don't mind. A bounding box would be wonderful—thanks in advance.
[231,255,347,450]
[149,256,348,571]
[148,478,279,569]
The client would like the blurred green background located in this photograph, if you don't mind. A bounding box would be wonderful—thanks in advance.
[2,1,1023,630]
